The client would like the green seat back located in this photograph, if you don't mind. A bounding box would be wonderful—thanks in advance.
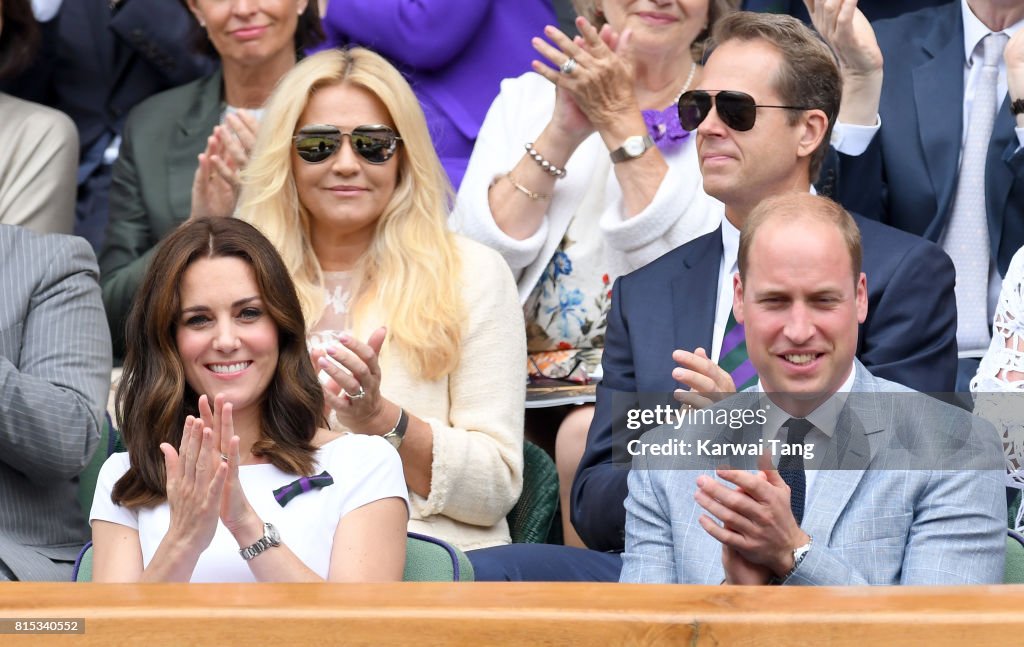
[506,440,560,544]
[403,532,474,581]
[1005,530,1024,584]
[76,414,112,515]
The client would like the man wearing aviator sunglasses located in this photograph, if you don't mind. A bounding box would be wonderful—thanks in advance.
[677,90,815,133]
[293,124,402,165]
[573,11,958,572]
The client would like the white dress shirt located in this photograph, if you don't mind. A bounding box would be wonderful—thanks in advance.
[831,0,1024,338]
[755,365,857,503]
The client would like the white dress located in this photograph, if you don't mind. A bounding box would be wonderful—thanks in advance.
[90,433,408,582]
[972,246,1024,530]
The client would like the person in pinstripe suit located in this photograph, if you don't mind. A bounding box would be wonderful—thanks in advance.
[0,224,112,580]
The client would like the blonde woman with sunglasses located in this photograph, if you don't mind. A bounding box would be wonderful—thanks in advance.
[237,48,526,552]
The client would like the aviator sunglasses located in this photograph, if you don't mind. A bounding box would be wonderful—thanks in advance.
[293,124,402,164]
[677,90,814,132]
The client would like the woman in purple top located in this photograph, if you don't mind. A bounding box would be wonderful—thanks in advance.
[318,0,556,190]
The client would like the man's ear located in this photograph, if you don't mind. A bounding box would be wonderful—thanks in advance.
[796,109,829,162]
[733,273,745,324]
[855,272,868,324]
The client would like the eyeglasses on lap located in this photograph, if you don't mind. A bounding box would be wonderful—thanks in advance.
[677,90,815,132]
[293,124,402,164]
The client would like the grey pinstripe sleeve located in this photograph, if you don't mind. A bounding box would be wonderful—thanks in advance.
[0,233,112,481]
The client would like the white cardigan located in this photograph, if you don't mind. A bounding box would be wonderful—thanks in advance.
[350,236,526,551]
[452,72,723,303]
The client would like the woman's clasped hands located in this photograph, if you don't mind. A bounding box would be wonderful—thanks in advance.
[159,393,258,553]
[311,326,392,435]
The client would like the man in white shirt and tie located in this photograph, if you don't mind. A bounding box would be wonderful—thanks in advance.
[812,0,1024,391]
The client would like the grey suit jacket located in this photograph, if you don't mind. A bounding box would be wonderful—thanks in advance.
[621,362,1007,585]
[0,94,78,235]
[100,70,223,360]
[0,225,112,581]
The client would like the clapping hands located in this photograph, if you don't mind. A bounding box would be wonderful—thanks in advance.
[159,394,258,551]
[532,16,639,138]
[189,110,259,220]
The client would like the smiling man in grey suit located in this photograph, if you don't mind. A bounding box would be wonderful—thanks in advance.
[621,193,1006,586]
[0,224,111,580]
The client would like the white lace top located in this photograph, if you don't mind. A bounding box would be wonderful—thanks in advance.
[972,246,1024,529]
[309,270,354,348]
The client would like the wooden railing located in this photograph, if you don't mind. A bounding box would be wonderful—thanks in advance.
[1,583,1023,645]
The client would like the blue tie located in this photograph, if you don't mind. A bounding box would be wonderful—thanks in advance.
[778,418,812,525]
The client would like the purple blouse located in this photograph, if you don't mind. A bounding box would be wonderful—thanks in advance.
[319,1,556,190]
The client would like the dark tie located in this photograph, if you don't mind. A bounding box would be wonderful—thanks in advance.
[719,310,758,390]
[778,418,813,525]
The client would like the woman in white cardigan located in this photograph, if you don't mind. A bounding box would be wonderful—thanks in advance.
[452,0,732,546]
[237,48,525,552]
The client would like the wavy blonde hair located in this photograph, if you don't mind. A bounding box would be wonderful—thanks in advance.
[237,48,463,380]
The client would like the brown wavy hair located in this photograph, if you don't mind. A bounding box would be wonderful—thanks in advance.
[112,218,324,508]
[0,0,40,80]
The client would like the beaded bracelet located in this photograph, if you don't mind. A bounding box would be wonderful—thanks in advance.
[525,142,567,179]
[505,172,551,200]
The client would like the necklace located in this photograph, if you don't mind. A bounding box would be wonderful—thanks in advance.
[673,61,698,104]
[641,61,699,151]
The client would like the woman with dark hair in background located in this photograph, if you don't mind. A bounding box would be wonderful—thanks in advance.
[0,0,77,234]
[100,0,324,361]
[91,217,407,582]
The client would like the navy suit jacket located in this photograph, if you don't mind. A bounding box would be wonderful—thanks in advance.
[740,0,951,23]
[571,216,958,552]
[826,2,1024,277]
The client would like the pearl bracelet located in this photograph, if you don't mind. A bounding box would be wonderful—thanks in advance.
[525,142,567,179]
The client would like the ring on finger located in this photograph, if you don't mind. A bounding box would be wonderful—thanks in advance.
[344,385,366,400]
[560,57,578,75]
[220,453,229,462]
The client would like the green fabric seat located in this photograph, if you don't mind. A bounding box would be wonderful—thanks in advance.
[73,532,473,582]
[403,532,474,581]
[506,440,560,544]
[1005,529,1024,584]
[1009,489,1021,529]
[76,413,114,515]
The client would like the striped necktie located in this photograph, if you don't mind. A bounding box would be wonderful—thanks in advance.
[719,309,758,390]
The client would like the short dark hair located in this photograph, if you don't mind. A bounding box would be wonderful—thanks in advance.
[113,217,324,509]
[0,0,40,80]
[738,193,862,284]
[709,11,841,182]
[179,1,324,58]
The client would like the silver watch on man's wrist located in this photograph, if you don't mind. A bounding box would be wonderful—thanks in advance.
[238,522,281,561]
[771,535,813,584]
